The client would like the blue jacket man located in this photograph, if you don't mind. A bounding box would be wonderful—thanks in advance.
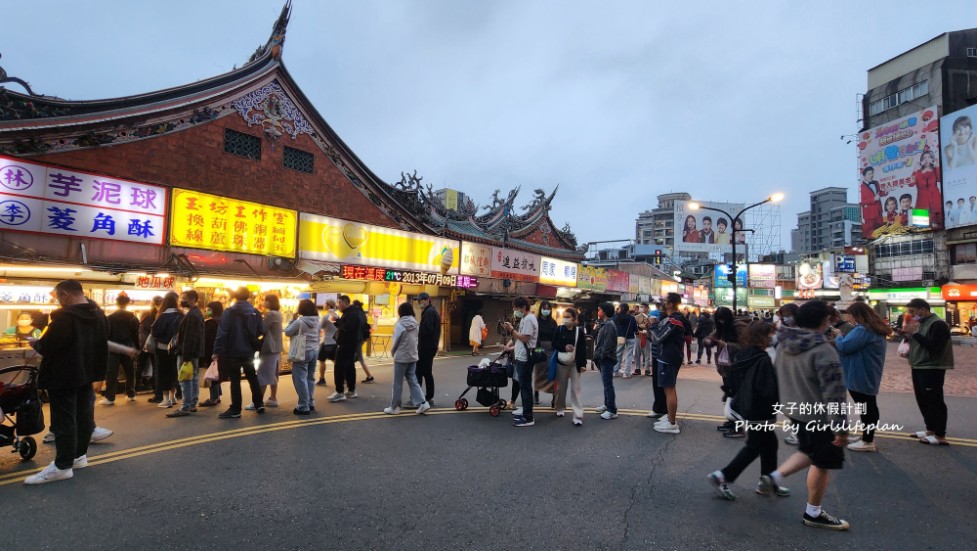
[213,287,265,418]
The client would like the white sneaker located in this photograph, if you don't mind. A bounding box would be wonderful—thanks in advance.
[646,411,664,419]
[417,402,431,415]
[555,409,565,417]
[244,403,256,411]
[383,407,401,415]
[847,440,877,452]
[24,462,73,485]
[600,411,618,420]
[654,422,680,434]
[157,399,172,408]
[511,407,524,416]
[43,431,56,443]
[90,427,113,442]
[594,405,608,414]
[784,434,799,445]
[125,396,136,403]
[265,400,279,407]
[573,417,583,426]
[655,416,673,426]
[72,455,89,469]
[98,398,114,406]
[327,392,346,402]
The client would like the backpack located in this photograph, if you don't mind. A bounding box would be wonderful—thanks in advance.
[234,309,264,353]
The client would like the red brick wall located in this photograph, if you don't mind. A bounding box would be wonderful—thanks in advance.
[32,114,400,227]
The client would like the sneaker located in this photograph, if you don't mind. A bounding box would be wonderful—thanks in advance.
[73,455,89,469]
[655,417,673,426]
[98,398,114,406]
[218,410,241,419]
[166,410,190,418]
[126,396,137,403]
[785,434,799,445]
[198,399,219,407]
[594,405,608,414]
[513,416,535,427]
[265,400,279,407]
[758,474,776,496]
[511,407,524,417]
[573,417,583,426]
[723,431,746,439]
[316,379,327,386]
[755,482,791,497]
[158,399,173,408]
[244,403,256,411]
[90,427,113,442]
[708,472,735,500]
[417,402,431,415]
[555,409,565,417]
[847,440,877,452]
[623,373,631,379]
[255,405,266,414]
[384,407,401,415]
[646,411,664,419]
[600,411,618,420]
[43,431,56,443]
[803,511,850,531]
[632,369,641,376]
[695,360,701,364]
[293,408,311,416]
[24,462,73,485]
[654,422,680,434]
[327,392,346,402]
[644,370,652,376]
[362,376,375,383]
[346,391,358,399]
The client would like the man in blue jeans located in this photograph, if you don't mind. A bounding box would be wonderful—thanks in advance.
[593,301,619,420]
[167,290,205,418]
[503,296,538,427]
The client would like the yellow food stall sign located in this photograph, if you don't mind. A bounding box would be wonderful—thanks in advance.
[170,189,296,258]
[299,213,459,273]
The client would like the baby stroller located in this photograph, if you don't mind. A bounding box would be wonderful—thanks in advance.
[0,365,43,461]
[455,352,509,417]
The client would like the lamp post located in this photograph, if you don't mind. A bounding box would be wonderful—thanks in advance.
[690,193,784,312]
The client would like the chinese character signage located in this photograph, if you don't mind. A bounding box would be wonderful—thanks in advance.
[834,255,856,273]
[858,106,943,238]
[134,275,176,290]
[461,241,492,277]
[340,265,477,289]
[539,256,578,288]
[491,247,540,282]
[299,213,458,273]
[577,265,607,292]
[606,270,630,293]
[170,189,296,258]
[0,155,167,245]
[673,200,746,254]
[940,103,977,229]
[714,264,747,288]
[748,264,776,289]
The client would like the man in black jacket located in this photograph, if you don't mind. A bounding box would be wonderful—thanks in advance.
[328,295,363,401]
[168,290,206,417]
[650,293,687,435]
[102,293,140,405]
[694,312,715,364]
[415,292,441,405]
[26,280,108,485]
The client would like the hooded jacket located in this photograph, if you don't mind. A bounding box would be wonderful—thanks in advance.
[650,311,686,366]
[285,315,320,360]
[175,306,206,361]
[728,346,779,421]
[213,300,265,359]
[593,318,618,364]
[418,303,441,354]
[336,304,365,358]
[391,315,420,363]
[834,324,887,395]
[774,326,847,430]
[32,300,109,390]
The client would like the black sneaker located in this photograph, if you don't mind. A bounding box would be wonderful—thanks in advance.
[644,370,652,376]
[316,379,327,386]
[803,511,850,531]
[362,376,375,383]
[255,405,266,414]
[292,408,311,416]
[513,416,535,427]
[218,410,241,419]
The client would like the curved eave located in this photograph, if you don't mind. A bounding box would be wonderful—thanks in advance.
[442,228,582,262]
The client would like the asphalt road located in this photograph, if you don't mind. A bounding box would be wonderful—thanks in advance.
[1,354,975,550]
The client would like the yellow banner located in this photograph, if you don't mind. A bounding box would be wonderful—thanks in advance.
[299,213,459,273]
[170,189,297,258]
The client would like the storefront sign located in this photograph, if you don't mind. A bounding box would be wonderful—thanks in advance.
[693,286,710,306]
[0,285,55,305]
[460,242,492,277]
[748,295,776,308]
[170,189,296,257]
[892,267,923,282]
[661,280,679,295]
[638,276,653,295]
[491,247,540,282]
[867,287,939,301]
[834,255,856,273]
[299,213,457,273]
[0,155,167,245]
[134,275,176,290]
[539,257,578,288]
[714,264,747,288]
[628,274,640,294]
[607,270,630,293]
[942,284,977,301]
[577,265,608,292]
[748,264,776,289]
[340,265,477,289]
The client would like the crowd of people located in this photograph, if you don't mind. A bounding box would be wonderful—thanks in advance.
[16,279,959,534]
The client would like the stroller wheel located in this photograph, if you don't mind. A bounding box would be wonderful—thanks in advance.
[18,436,37,461]
[489,405,501,417]
[461,398,469,409]
[454,400,465,411]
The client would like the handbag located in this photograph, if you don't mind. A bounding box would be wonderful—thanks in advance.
[481,326,489,340]
[203,360,219,388]
[15,396,44,435]
[530,346,547,364]
[178,360,195,382]
[557,326,579,366]
[716,344,731,373]
[897,339,910,358]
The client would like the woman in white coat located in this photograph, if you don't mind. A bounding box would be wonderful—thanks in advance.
[469,310,487,355]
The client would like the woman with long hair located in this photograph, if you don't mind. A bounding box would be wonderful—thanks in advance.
[683,215,700,243]
[199,301,224,407]
[251,294,282,409]
[151,292,183,408]
[285,299,322,415]
[706,306,743,436]
[552,307,586,425]
[834,302,892,452]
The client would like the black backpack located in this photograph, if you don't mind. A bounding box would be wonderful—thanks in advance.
[234,309,264,352]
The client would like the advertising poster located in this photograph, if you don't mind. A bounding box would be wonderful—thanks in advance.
[539,257,578,287]
[607,270,631,292]
[174,189,295,257]
[796,260,823,290]
[713,264,747,288]
[940,103,977,228]
[673,200,746,255]
[857,106,942,238]
[577,265,608,292]
[748,264,776,289]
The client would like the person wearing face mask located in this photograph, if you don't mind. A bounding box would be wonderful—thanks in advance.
[553,308,586,425]
[248,294,282,410]
[592,301,619,420]
[101,295,139,405]
[151,292,184,409]
[533,301,558,403]
[199,301,224,407]
[900,298,954,446]
[415,292,441,406]
[5,311,41,339]
[502,296,538,427]
[167,290,206,418]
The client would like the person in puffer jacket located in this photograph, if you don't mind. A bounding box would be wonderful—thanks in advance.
[285,299,321,415]
[384,302,431,415]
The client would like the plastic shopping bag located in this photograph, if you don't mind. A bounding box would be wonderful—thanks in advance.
[178,361,195,382]
[897,339,910,358]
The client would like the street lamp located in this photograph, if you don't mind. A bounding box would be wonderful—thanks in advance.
[689,193,784,311]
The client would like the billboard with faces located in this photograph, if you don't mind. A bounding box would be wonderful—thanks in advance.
[940,103,977,229]
[673,200,746,255]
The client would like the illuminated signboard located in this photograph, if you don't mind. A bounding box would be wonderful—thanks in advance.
[340,265,478,289]
[170,189,296,258]
[491,247,540,282]
[460,241,492,277]
[577,265,608,291]
[539,256,578,288]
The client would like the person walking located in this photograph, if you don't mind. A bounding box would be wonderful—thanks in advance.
[469,310,486,356]
[102,293,139,405]
[686,309,698,364]
[214,287,266,419]
[327,295,363,402]
[760,300,850,531]
[199,301,223,408]
[834,302,890,452]
[285,299,321,415]
[25,280,109,485]
[645,311,668,418]
[707,307,744,436]
[533,301,558,403]
[633,304,650,376]
[151,292,183,409]
[553,307,586,426]
[316,300,338,386]
[250,294,282,410]
[708,321,789,500]
[167,290,205,418]
[614,303,637,378]
[352,300,375,383]
[415,292,440,406]
[694,311,715,364]
[384,302,431,415]
[503,296,538,427]
[901,298,953,446]
[593,301,619,421]
[650,293,687,434]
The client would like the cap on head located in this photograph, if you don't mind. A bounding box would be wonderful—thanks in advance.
[416,292,431,301]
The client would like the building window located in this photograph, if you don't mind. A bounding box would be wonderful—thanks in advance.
[223,129,261,160]
[968,47,977,58]
[869,80,929,116]
[283,146,314,174]
[952,243,977,264]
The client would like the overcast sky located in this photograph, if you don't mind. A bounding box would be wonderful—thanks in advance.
[4,1,972,250]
